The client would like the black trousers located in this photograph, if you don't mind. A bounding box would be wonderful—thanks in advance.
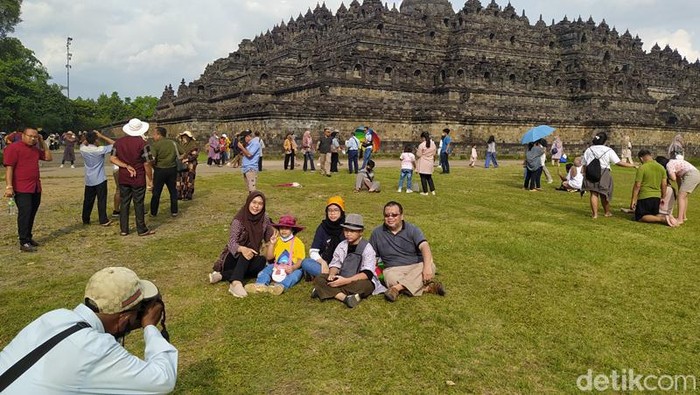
[420,174,435,193]
[82,180,109,224]
[15,192,41,245]
[284,150,295,170]
[119,185,148,234]
[258,156,263,171]
[330,152,339,172]
[151,167,178,216]
[221,252,267,283]
[347,150,359,174]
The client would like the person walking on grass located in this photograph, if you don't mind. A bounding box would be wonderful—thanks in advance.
[312,213,386,308]
[3,127,53,252]
[397,144,415,193]
[582,131,636,219]
[60,131,77,168]
[484,135,499,168]
[110,118,155,237]
[238,130,262,193]
[149,127,181,218]
[469,144,477,167]
[79,130,115,226]
[629,150,678,227]
[551,135,564,167]
[176,131,199,201]
[524,140,545,191]
[345,132,360,174]
[369,201,445,302]
[416,132,437,195]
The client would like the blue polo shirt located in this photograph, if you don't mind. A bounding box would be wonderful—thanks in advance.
[441,136,451,154]
[242,137,261,173]
[369,221,427,268]
[80,144,113,186]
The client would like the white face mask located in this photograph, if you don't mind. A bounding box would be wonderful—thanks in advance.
[280,233,294,242]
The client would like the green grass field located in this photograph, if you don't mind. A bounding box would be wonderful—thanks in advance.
[1,160,698,394]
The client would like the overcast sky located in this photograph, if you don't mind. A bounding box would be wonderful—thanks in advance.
[12,0,700,100]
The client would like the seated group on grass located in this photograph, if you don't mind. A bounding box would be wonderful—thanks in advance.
[208,193,445,308]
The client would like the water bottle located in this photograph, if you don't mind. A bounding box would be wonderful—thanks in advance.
[7,197,17,215]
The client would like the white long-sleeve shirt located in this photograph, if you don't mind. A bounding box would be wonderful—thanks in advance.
[0,303,178,394]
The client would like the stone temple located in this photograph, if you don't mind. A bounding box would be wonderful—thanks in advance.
[154,0,700,154]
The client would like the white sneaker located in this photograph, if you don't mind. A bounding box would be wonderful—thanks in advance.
[59,164,64,168]
[432,191,436,196]
[420,192,428,196]
[208,271,222,284]
[228,282,248,298]
[71,165,75,169]
[397,188,402,193]
[406,189,413,194]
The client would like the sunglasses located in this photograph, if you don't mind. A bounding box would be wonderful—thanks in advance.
[384,213,400,218]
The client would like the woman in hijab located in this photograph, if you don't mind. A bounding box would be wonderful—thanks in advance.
[301,196,346,279]
[209,191,276,298]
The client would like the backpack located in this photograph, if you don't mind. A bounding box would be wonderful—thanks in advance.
[585,149,610,183]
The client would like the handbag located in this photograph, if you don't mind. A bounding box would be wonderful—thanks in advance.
[173,142,187,172]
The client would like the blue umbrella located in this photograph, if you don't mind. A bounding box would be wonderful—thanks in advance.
[521,125,556,144]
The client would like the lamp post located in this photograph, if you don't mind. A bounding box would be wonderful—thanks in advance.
[66,37,73,99]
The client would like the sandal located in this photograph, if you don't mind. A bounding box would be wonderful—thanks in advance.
[138,230,156,237]
[120,232,129,236]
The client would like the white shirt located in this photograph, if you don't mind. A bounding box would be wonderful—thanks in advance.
[583,145,620,170]
[0,304,178,394]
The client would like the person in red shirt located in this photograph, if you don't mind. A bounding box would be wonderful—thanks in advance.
[110,119,155,237]
[3,127,53,252]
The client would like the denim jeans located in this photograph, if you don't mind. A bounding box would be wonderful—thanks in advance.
[347,150,358,173]
[255,264,303,290]
[301,258,322,277]
[361,147,373,169]
[485,152,499,168]
[398,169,413,190]
[303,152,315,171]
[440,152,450,173]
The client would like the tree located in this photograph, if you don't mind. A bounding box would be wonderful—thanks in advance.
[128,96,158,120]
[0,0,22,38]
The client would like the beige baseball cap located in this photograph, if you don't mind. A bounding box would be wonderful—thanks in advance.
[84,267,159,314]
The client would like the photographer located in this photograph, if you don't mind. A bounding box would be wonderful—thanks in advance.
[0,267,177,394]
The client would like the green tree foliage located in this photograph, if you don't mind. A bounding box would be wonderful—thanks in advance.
[0,0,22,38]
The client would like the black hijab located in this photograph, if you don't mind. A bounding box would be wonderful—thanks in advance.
[319,203,345,262]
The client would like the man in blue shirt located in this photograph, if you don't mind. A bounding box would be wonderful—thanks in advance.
[440,128,452,174]
[80,130,115,226]
[345,132,360,174]
[238,130,261,193]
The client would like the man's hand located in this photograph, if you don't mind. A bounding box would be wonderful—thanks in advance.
[4,186,14,198]
[422,265,434,283]
[126,165,136,178]
[328,276,349,288]
[140,301,164,328]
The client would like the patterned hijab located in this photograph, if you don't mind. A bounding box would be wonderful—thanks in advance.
[233,191,267,250]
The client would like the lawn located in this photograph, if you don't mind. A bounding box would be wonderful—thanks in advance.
[0,159,698,394]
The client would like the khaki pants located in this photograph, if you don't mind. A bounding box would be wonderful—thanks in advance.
[384,262,437,296]
[243,170,257,192]
[319,153,331,175]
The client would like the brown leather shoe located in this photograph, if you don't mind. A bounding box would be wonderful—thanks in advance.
[424,281,446,296]
[384,287,400,302]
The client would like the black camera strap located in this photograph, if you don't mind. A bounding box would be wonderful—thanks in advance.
[0,321,90,392]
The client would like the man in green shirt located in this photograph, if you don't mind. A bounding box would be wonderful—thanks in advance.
[629,149,677,226]
[150,127,182,217]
